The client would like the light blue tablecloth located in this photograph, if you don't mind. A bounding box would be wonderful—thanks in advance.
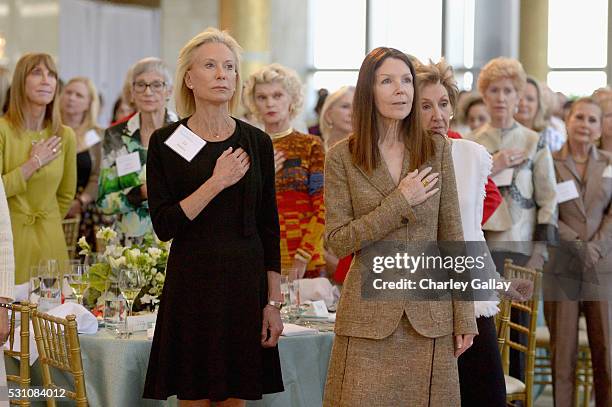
[6,329,334,407]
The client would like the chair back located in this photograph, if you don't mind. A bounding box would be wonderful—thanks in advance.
[30,305,87,407]
[0,302,31,406]
[499,259,542,406]
[61,216,81,259]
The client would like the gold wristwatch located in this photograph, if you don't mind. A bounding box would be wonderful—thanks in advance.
[267,300,283,310]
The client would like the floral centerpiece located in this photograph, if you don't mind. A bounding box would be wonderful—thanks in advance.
[78,227,170,313]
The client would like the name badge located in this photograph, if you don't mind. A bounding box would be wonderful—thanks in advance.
[116,152,142,177]
[84,129,101,148]
[556,180,580,203]
[492,168,513,187]
[164,125,206,162]
[603,165,612,178]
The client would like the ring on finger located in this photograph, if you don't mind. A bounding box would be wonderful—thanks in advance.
[422,179,430,187]
[52,148,58,153]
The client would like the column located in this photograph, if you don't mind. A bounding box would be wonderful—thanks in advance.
[519,0,549,81]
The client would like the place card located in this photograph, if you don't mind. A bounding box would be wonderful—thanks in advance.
[603,165,612,178]
[84,129,102,148]
[126,313,157,332]
[492,168,513,187]
[556,180,580,203]
[164,124,206,162]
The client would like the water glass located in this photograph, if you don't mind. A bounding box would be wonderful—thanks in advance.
[39,262,61,311]
[103,282,126,333]
[288,279,302,320]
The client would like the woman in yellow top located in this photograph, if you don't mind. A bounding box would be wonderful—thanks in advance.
[0,53,76,284]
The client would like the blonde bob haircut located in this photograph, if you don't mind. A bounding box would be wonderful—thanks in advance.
[319,86,355,148]
[243,63,304,122]
[5,53,63,136]
[175,27,243,117]
[477,57,527,97]
[414,58,459,109]
[62,77,101,141]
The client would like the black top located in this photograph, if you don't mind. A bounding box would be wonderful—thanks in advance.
[143,117,283,401]
[76,150,92,191]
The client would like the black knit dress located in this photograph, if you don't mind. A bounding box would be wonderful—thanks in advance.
[143,118,284,401]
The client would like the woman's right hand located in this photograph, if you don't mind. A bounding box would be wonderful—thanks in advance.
[30,136,62,168]
[398,167,439,206]
[212,147,250,188]
[492,148,526,174]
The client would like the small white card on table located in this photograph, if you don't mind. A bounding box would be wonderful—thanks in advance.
[492,168,514,187]
[556,180,580,203]
[116,152,142,177]
[164,124,206,162]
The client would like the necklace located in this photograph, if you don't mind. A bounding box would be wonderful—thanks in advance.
[198,116,233,139]
[573,155,588,164]
[269,127,293,140]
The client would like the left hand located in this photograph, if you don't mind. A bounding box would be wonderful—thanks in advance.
[454,334,475,358]
[292,257,308,279]
[261,305,283,348]
[526,252,545,271]
[502,278,534,302]
[584,242,602,271]
[66,199,82,218]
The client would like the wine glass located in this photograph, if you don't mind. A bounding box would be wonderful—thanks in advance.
[66,264,89,305]
[39,259,61,311]
[118,269,144,320]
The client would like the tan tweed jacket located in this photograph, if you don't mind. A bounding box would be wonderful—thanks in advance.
[325,134,477,339]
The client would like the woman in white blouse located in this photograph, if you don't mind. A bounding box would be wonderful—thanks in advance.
[0,180,15,343]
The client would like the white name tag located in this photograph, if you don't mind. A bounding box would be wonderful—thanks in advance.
[603,165,612,178]
[164,125,206,162]
[84,129,101,148]
[556,180,580,203]
[116,152,142,177]
[492,168,513,187]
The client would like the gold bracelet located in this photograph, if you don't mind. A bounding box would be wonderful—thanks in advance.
[32,154,42,169]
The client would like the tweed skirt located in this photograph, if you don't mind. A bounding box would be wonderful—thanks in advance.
[323,316,459,407]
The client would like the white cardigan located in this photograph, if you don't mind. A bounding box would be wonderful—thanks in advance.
[0,181,15,301]
[451,138,500,318]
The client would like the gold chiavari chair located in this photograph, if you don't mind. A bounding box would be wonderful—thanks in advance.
[1,302,31,406]
[498,259,542,407]
[61,216,81,259]
[30,305,88,407]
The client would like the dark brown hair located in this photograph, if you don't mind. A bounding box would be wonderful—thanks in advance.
[350,47,434,173]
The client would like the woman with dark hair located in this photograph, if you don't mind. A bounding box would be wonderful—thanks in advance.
[323,47,476,406]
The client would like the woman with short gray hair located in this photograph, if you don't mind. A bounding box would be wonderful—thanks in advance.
[97,57,177,239]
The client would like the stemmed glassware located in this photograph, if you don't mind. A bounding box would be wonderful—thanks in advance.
[118,269,144,321]
[39,259,61,311]
[66,264,89,305]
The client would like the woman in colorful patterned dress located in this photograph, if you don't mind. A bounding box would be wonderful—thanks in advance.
[244,64,326,278]
[97,58,177,240]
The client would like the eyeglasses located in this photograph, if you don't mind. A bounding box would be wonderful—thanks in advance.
[133,81,166,93]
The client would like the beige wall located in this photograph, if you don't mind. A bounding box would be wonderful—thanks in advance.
[0,0,60,71]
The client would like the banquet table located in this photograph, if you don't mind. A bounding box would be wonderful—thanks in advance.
[6,328,335,407]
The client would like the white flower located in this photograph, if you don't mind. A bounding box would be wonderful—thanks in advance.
[104,244,124,259]
[155,272,165,283]
[78,236,91,252]
[108,256,126,269]
[140,294,154,304]
[96,227,117,242]
[147,247,162,260]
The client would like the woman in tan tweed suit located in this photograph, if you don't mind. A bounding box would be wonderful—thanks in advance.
[323,47,477,407]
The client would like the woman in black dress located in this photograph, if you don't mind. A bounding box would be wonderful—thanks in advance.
[143,28,284,406]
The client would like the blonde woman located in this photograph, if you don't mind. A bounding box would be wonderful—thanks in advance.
[244,64,325,279]
[319,86,354,151]
[0,53,76,284]
[60,77,103,248]
[144,28,283,406]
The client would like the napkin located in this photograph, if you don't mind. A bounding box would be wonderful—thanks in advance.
[281,323,318,336]
[47,302,99,334]
[14,282,29,303]
[296,278,335,308]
